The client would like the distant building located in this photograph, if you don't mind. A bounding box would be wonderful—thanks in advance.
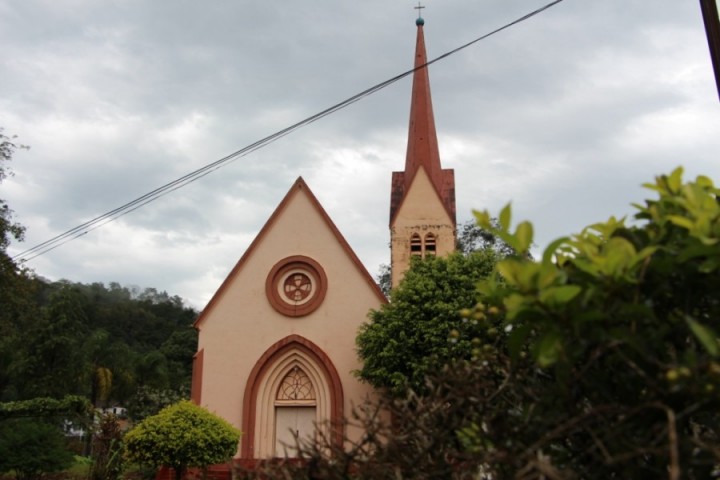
[63,405,129,439]
[190,16,456,470]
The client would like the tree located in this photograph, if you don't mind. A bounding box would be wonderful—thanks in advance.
[0,128,27,253]
[455,217,518,256]
[16,285,89,398]
[357,250,500,396]
[453,167,720,478]
[0,128,36,402]
[374,263,391,297]
[124,400,240,480]
[4,278,197,406]
[160,328,199,391]
[126,385,189,422]
[0,419,74,480]
[374,219,517,298]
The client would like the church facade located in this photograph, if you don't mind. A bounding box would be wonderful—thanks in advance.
[190,16,456,466]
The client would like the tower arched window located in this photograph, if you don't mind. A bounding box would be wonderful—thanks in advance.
[410,233,422,256]
[425,233,436,256]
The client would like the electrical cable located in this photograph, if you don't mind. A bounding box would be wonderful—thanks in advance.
[13,0,565,262]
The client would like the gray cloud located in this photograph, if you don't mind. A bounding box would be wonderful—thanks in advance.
[2,0,719,308]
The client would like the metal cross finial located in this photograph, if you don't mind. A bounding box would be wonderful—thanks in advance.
[414,2,425,18]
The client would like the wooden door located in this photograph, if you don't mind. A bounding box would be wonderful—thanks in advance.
[274,406,316,457]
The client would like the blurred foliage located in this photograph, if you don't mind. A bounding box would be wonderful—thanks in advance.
[455,167,720,477]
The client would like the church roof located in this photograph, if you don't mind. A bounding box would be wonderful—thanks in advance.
[390,18,456,227]
[194,177,387,328]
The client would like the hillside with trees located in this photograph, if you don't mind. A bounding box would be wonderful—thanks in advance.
[1,129,197,419]
[2,280,197,412]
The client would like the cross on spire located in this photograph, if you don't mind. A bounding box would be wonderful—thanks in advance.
[414,2,425,18]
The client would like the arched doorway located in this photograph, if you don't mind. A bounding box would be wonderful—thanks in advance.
[274,366,317,457]
[241,335,343,459]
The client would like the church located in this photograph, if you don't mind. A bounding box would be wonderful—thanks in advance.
[189,15,456,467]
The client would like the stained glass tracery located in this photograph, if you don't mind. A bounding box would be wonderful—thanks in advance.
[277,366,316,401]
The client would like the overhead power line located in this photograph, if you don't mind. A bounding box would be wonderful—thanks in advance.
[13,0,566,262]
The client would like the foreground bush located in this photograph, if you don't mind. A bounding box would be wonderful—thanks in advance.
[124,401,240,480]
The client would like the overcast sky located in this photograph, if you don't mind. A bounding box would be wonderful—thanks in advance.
[2,0,720,309]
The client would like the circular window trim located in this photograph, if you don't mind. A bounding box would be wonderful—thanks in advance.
[266,256,328,317]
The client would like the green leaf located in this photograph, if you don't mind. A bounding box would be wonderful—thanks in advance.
[667,215,694,230]
[503,293,529,320]
[667,167,684,193]
[536,331,562,368]
[539,285,581,308]
[515,221,533,253]
[696,175,714,188]
[542,237,569,265]
[603,237,636,277]
[677,243,717,262]
[496,260,521,286]
[498,204,512,232]
[686,316,720,357]
[472,209,492,229]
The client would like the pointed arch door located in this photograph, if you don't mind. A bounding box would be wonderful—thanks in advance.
[241,335,344,459]
[274,366,317,457]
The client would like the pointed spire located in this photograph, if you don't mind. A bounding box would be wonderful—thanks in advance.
[403,17,442,193]
[389,18,456,226]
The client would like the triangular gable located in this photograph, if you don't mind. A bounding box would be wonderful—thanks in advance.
[195,177,387,328]
[389,165,456,228]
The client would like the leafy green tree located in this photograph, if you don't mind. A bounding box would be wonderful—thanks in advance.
[160,328,199,391]
[134,350,170,390]
[357,250,500,396]
[0,128,27,256]
[124,400,240,480]
[0,128,37,402]
[16,286,89,398]
[0,418,74,480]
[374,219,516,298]
[126,385,189,422]
[455,217,517,256]
[5,278,197,406]
[374,263,391,297]
[451,167,720,478]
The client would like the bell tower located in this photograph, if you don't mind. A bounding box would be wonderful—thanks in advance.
[389,15,456,289]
